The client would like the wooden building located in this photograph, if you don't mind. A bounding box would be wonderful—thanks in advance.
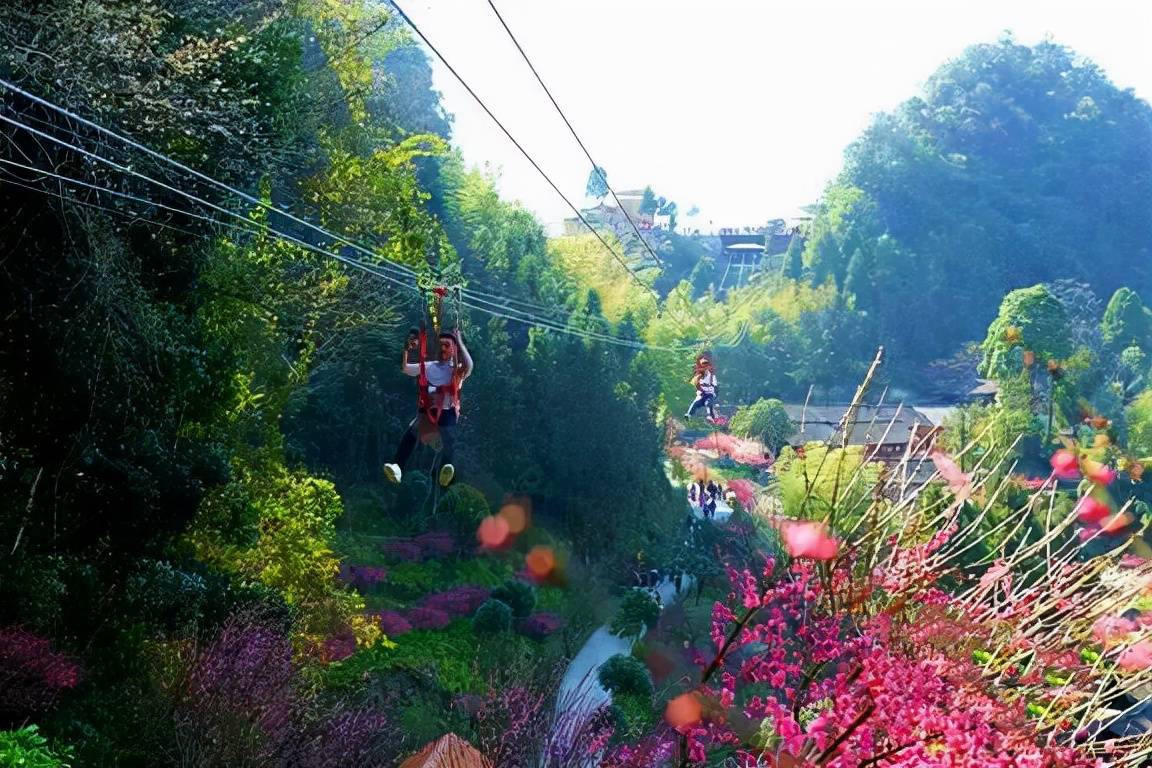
[782,403,941,463]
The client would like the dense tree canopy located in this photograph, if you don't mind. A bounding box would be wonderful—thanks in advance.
[799,37,1152,376]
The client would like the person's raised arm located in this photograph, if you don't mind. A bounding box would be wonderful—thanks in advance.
[401,328,420,376]
[455,330,474,381]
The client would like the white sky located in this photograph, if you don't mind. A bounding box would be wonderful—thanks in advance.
[398,0,1152,231]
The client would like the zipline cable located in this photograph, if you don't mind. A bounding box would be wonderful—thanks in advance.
[386,0,659,301]
[0,151,692,351]
[0,81,618,325]
[1,99,740,352]
[0,78,421,281]
[0,154,419,294]
[485,0,665,269]
[0,108,418,287]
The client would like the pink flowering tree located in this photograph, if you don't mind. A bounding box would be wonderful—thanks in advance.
[641,436,1152,765]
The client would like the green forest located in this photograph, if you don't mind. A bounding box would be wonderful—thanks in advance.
[5,2,1152,766]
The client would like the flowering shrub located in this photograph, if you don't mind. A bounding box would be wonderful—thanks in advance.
[165,608,396,766]
[420,585,490,618]
[414,531,456,558]
[608,442,1152,765]
[725,478,758,509]
[472,685,550,766]
[323,632,357,663]
[374,610,412,637]
[693,433,771,468]
[405,606,451,631]
[0,627,82,717]
[380,540,423,562]
[516,612,564,640]
[337,564,388,592]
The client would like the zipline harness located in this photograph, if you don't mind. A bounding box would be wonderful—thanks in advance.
[416,286,465,426]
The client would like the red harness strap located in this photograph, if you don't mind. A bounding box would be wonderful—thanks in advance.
[416,326,461,426]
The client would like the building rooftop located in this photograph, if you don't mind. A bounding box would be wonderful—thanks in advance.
[783,403,938,447]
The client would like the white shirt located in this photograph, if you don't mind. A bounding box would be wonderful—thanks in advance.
[697,371,717,395]
[403,360,461,410]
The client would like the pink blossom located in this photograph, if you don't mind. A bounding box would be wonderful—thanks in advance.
[1092,615,1137,646]
[1117,639,1152,670]
[1087,463,1117,486]
[726,479,758,508]
[780,521,839,561]
[1050,449,1080,479]
[1075,496,1110,525]
[931,449,972,498]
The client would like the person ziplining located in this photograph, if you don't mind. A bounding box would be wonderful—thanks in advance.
[384,287,473,488]
[685,354,719,423]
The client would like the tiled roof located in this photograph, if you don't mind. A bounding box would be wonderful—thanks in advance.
[400,734,492,768]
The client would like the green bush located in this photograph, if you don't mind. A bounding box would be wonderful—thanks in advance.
[0,726,73,768]
[610,589,660,638]
[597,654,653,698]
[612,691,656,740]
[491,580,536,618]
[728,397,793,455]
[435,484,490,539]
[472,598,513,635]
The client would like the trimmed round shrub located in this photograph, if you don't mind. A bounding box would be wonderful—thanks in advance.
[492,580,536,618]
[435,484,490,539]
[472,599,513,635]
[597,654,653,698]
[610,589,661,638]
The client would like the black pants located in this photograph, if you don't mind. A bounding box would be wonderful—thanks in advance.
[392,408,457,474]
[687,392,716,418]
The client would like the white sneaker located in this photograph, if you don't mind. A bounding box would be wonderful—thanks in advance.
[438,463,455,487]
[383,463,402,484]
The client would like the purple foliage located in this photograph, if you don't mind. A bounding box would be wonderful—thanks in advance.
[188,615,296,735]
[415,531,456,557]
[516,612,565,640]
[323,632,357,663]
[339,564,388,592]
[380,540,423,562]
[452,693,484,717]
[170,609,398,766]
[0,626,82,716]
[405,606,451,630]
[419,585,490,618]
[375,610,412,636]
[473,685,550,767]
[471,683,617,768]
[293,708,393,767]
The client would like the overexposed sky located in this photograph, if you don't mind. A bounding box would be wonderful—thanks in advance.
[397,1,1152,230]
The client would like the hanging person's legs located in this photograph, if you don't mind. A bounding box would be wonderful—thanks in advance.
[685,392,709,419]
[433,407,458,487]
[383,422,418,484]
[383,415,420,484]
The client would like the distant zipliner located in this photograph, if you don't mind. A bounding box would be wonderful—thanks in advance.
[685,354,719,423]
[383,287,473,488]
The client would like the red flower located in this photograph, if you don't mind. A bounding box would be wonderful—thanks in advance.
[1050,449,1080,479]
